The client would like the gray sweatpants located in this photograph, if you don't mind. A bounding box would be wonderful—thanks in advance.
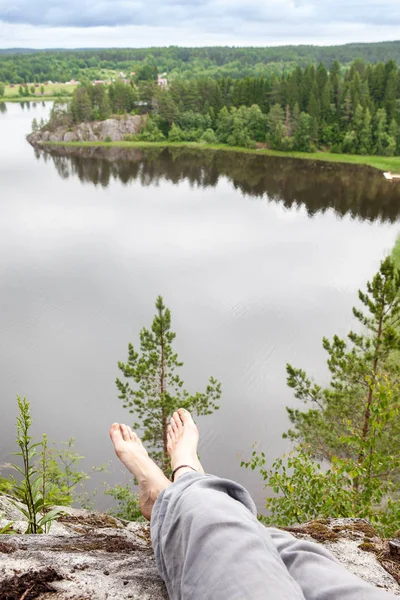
[150,473,398,600]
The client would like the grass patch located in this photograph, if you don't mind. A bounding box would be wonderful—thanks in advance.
[1,96,72,103]
[1,83,76,102]
[41,140,400,173]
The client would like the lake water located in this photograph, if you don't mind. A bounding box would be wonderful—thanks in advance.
[1,101,400,512]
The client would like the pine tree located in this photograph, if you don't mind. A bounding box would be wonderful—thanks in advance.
[216,106,233,143]
[285,105,292,138]
[350,71,361,113]
[316,63,328,96]
[268,75,281,106]
[384,69,398,123]
[71,87,93,122]
[285,257,400,472]
[389,118,400,154]
[302,65,317,112]
[370,62,386,105]
[307,86,320,122]
[267,104,285,149]
[359,79,372,110]
[352,104,363,137]
[373,107,394,155]
[291,102,301,136]
[116,296,221,472]
[341,88,352,129]
[99,94,111,120]
[329,59,341,109]
[320,80,332,123]
[358,108,372,155]
[157,92,178,127]
[293,112,312,152]
[287,67,302,109]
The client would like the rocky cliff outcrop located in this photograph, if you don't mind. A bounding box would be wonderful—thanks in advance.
[0,495,167,599]
[0,494,399,599]
[285,518,400,595]
[27,115,146,146]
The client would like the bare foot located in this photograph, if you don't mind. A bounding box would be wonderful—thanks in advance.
[167,409,205,480]
[109,423,171,520]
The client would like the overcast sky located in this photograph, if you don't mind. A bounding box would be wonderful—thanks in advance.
[0,0,399,49]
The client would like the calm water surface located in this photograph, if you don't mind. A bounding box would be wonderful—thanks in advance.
[1,101,400,511]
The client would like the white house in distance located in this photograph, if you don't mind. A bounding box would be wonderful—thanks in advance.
[157,73,168,88]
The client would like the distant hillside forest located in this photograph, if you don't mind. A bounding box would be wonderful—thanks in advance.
[48,58,400,157]
[2,41,400,83]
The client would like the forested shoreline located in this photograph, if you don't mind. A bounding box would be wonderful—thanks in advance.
[2,41,400,82]
[45,58,400,158]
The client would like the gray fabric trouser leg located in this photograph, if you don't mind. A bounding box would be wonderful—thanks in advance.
[150,473,398,600]
[268,527,398,600]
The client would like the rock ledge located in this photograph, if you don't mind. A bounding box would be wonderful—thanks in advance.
[1,494,399,598]
[27,115,146,145]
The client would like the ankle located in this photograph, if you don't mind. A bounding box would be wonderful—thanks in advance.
[172,465,198,481]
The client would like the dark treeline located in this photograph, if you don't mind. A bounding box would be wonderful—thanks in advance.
[35,145,400,223]
[2,41,400,83]
[58,58,400,156]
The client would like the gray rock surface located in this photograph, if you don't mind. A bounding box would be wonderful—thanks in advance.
[1,494,399,598]
[0,495,167,599]
[284,518,400,595]
[27,115,146,145]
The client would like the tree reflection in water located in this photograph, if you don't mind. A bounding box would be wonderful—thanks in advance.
[35,146,400,223]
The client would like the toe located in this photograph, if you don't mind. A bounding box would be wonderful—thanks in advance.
[109,423,121,441]
[167,431,173,452]
[168,423,176,443]
[178,408,197,430]
[173,411,183,431]
[120,424,130,442]
[178,408,191,423]
[170,416,178,434]
[127,426,136,442]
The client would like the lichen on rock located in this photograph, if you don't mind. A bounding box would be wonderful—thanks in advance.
[285,518,400,594]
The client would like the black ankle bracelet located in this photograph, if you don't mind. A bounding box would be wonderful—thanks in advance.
[171,464,197,482]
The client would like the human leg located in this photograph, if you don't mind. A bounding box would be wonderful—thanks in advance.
[150,409,305,600]
[268,527,399,600]
[110,416,398,600]
[151,472,306,600]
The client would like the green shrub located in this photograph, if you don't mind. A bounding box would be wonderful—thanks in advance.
[105,483,145,522]
[201,128,218,144]
[135,116,166,142]
[168,123,185,142]
[7,398,64,533]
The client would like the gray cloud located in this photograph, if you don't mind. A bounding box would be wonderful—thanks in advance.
[1,0,400,29]
[0,0,400,49]
[0,0,209,27]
